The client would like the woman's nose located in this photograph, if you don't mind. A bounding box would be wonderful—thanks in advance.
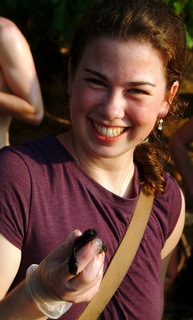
[97,91,125,120]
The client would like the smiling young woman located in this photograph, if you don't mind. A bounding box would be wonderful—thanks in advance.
[0,0,187,319]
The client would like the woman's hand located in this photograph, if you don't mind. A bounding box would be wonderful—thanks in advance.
[29,230,105,304]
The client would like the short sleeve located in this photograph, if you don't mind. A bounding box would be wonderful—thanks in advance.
[164,173,182,239]
[0,147,31,249]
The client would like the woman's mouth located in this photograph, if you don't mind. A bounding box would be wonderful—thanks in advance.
[92,121,126,138]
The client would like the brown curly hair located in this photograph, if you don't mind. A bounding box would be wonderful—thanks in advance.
[69,0,187,195]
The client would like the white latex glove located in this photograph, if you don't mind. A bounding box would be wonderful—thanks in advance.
[25,230,105,318]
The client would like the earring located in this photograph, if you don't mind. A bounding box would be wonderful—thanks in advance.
[141,137,149,144]
[158,119,163,131]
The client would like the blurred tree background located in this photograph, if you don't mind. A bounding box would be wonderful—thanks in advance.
[166,0,193,48]
[1,0,95,80]
[1,0,192,79]
[0,0,192,145]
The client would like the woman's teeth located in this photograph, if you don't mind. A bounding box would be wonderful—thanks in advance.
[93,122,125,137]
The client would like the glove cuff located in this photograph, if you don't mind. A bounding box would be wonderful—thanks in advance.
[25,264,72,319]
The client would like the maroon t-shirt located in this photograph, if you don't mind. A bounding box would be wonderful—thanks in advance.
[0,135,182,319]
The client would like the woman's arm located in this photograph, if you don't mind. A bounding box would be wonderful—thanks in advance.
[0,230,105,319]
[169,117,193,197]
[160,189,185,314]
[0,234,44,319]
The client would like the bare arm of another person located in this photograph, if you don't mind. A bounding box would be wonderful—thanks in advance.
[0,231,105,320]
[169,117,193,198]
[0,17,43,124]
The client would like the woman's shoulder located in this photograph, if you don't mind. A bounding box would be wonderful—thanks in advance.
[160,173,185,258]
[154,171,183,239]
[163,171,181,201]
[0,135,72,164]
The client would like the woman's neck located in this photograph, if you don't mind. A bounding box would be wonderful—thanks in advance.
[57,131,135,198]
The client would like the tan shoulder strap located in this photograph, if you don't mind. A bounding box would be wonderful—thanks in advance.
[78,191,154,320]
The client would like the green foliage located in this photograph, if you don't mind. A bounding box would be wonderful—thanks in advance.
[166,0,193,48]
[0,0,95,79]
[1,0,94,45]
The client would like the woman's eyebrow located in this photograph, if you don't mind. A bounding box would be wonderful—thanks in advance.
[84,68,156,87]
[84,68,107,80]
[128,81,156,87]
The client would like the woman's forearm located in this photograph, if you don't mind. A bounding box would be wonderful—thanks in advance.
[0,282,47,320]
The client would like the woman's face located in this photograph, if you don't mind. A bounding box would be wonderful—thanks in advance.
[68,37,178,160]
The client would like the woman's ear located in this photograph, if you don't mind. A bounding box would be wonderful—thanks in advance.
[159,81,179,118]
[67,62,73,97]
[168,80,179,105]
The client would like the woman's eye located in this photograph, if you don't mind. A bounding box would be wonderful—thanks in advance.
[129,88,148,95]
[85,78,106,87]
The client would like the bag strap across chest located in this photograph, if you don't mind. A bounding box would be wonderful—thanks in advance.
[78,191,154,320]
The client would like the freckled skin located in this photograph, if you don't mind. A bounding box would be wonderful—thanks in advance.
[67,38,171,163]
